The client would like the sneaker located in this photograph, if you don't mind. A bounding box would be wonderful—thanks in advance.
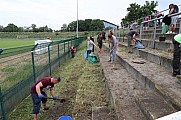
[166,31,172,34]
[110,61,113,64]
[172,32,176,34]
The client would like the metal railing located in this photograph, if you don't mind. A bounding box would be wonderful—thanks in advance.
[140,12,181,48]
[0,37,86,120]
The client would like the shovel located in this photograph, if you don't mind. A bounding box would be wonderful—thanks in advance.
[44,97,66,103]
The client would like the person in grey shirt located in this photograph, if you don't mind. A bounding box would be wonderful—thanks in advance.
[108,34,118,64]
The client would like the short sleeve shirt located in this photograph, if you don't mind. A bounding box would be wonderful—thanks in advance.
[87,40,94,50]
[110,35,118,49]
[31,77,54,94]
[127,31,138,37]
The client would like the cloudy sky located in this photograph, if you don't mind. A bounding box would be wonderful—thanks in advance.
[0,0,180,30]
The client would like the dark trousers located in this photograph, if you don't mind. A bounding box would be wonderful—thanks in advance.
[173,41,181,76]
[87,50,92,58]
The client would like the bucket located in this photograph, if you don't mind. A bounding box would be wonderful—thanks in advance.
[58,116,72,120]
[159,36,166,41]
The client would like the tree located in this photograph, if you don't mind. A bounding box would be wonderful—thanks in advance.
[0,25,4,32]
[67,19,104,32]
[3,23,20,32]
[61,24,68,32]
[31,24,37,32]
[121,1,158,23]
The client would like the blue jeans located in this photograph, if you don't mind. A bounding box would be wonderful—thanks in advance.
[110,44,118,62]
[31,93,47,114]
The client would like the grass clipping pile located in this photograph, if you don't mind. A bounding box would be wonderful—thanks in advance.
[43,42,117,120]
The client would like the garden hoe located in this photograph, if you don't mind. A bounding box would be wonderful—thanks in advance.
[44,97,66,103]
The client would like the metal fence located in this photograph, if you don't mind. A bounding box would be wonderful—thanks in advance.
[140,12,181,48]
[0,37,86,120]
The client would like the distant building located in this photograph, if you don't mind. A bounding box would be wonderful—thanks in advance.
[103,20,119,29]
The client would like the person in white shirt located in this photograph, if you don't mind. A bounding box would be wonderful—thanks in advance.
[86,37,99,58]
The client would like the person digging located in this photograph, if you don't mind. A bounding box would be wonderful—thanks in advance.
[30,76,61,120]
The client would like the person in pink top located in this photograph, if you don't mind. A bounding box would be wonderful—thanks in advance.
[144,16,150,30]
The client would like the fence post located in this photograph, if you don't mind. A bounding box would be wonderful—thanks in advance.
[71,39,73,46]
[48,43,53,76]
[152,19,157,49]
[68,41,70,51]
[122,29,124,42]
[31,45,37,83]
[140,24,143,41]
[0,87,6,120]
[58,43,60,67]
[179,20,181,33]
[31,51,36,83]
[64,42,65,53]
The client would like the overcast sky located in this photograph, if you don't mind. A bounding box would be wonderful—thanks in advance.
[0,0,180,30]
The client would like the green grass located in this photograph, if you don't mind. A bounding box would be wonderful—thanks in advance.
[7,40,113,120]
[0,39,62,48]
[0,39,35,48]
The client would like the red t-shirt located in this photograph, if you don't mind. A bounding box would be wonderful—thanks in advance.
[31,77,54,94]
[70,46,75,52]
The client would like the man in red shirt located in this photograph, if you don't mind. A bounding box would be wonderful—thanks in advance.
[31,76,61,120]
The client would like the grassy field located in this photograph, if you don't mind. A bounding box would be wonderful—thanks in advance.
[0,39,62,48]
[0,39,35,48]
[7,40,115,120]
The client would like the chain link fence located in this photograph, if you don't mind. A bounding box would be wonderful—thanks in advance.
[0,37,86,120]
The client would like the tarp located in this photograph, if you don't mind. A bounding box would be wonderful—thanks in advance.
[135,40,145,49]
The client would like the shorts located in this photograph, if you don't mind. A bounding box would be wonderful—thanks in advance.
[171,16,178,25]
[126,35,132,47]
[31,93,47,114]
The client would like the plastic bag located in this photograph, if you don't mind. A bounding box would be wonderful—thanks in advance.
[135,40,145,49]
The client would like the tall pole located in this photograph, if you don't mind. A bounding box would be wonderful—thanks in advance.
[76,0,78,38]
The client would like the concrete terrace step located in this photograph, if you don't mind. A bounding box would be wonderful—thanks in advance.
[142,28,179,34]
[103,43,181,111]
[118,42,180,70]
[99,48,178,120]
[99,52,145,120]
[134,90,177,120]
[119,37,173,50]
[141,33,177,41]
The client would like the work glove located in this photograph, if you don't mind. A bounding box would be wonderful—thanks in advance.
[52,96,57,100]
[38,94,44,99]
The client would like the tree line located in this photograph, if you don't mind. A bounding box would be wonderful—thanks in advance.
[0,19,104,32]
[122,1,158,24]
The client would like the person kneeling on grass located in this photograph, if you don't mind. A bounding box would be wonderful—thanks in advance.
[31,76,61,120]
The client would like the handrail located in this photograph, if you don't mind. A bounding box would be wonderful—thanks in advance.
[140,11,181,49]
[142,12,181,24]
[128,4,181,26]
